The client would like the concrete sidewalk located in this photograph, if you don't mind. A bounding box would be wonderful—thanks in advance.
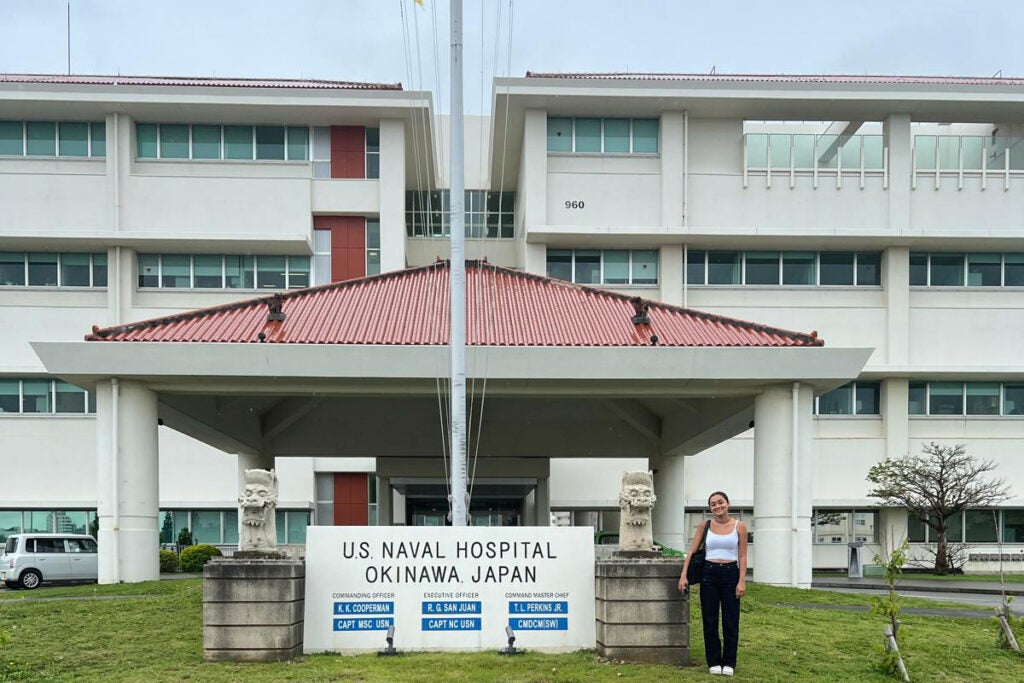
[812,575,1024,596]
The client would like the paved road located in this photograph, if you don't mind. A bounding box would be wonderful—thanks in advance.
[822,586,1024,618]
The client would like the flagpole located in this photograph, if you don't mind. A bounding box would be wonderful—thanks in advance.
[448,0,468,527]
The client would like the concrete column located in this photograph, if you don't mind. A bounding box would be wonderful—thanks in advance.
[753,383,814,587]
[517,109,548,270]
[884,113,912,234]
[534,477,551,526]
[375,475,392,525]
[884,246,911,365]
[658,245,684,306]
[660,111,684,228]
[379,118,407,272]
[651,454,686,551]
[883,378,910,459]
[95,379,160,584]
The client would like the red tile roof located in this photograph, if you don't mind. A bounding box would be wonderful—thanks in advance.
[524,72,1024,87]
[86,261,823,347]
[0,73,402,90]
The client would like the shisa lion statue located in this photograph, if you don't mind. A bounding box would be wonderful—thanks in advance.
[618,470,657,552]
[239,469,279,551]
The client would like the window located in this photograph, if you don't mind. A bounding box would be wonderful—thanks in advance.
[137,254,310,290]
[274,510,311,544]
[255,126,285,160]
[311,127,331,178]
[815,381,880,415]
[912,252,1024,288]
[546,249,660,285]
[812,510,878,544]
[136,123,309,161]
[744,251,779,285]
[405,190,515,239]
[910,509,1022,543]
[192,125,221,159]
[58,122,89,157]
[312,229,332,285]
[26,122,56,156]
[909,381,1024,417]
[546,117,659,154]
[0,379,93,415]
[366,221,381,276]
[686,250,882,287]
[930,254,964,286]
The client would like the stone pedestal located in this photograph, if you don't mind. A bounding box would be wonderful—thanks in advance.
[202,558,305,662]
[595,558,687,666]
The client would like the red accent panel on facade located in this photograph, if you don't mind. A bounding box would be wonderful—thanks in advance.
[87,261,827,348]
[312,216,366,282]
[333,473,369,526]
[330,126,365,179]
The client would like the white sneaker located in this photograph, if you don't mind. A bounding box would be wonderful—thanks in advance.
[722,666,735,676]
[709,666,723,675]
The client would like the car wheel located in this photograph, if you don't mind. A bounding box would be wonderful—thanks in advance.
[19,569,42,590]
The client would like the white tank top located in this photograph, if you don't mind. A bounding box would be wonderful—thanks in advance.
[704,522,739,561]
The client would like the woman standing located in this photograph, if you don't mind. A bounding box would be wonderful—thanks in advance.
[678,491,748,677]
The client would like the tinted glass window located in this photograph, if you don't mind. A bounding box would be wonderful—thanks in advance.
[35,538,66,553]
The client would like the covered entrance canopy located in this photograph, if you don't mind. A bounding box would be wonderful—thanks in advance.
[33,261,871,587]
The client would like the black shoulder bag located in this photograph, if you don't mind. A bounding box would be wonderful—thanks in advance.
[685,521,711,585]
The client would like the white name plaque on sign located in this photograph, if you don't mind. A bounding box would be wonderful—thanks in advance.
[303,526,596,653]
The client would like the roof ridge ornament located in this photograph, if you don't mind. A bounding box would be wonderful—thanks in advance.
[629,297,650,325]
[266,294,286,322]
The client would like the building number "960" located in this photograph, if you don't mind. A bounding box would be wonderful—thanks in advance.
[564,200,585,209]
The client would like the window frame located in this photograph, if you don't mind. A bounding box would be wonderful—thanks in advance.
[545,248,660,286]
[135,123,310,162]
[685,250,882,287]
[546,117,660,155]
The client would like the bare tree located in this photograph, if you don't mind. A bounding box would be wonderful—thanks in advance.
[866,442,1011,574]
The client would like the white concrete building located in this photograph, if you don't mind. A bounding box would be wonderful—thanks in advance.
[3,72,1024,581]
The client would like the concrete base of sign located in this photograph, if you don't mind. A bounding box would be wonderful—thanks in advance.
[202,558,305,662]
[595,558,687,666]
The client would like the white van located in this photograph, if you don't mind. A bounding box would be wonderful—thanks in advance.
[1,533,98,589]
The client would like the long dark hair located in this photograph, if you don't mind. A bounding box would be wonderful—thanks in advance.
[707,491,730,507]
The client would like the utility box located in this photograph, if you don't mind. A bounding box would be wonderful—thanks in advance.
[847,542,865,579]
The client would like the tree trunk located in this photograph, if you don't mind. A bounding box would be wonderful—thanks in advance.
[935,529,949,574]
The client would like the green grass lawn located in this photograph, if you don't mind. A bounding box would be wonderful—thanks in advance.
[1,580,1022,682]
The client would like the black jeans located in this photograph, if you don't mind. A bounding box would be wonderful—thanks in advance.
[699,561,740,669]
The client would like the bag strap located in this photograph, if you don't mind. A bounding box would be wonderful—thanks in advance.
[697,519,711,551]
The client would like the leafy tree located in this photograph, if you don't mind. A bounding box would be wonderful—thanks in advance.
[160,512,174,544]
[176,527,194,548]
[867,442,1011,574]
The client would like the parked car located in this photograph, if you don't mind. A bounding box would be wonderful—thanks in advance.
[1,533,98,589]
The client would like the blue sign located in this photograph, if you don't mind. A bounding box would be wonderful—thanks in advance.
[508,601,568,614]
[509,617,569,631]
[422,601,482,614]
[421,617,482,631]
[334,601,394,615]
[334,617,394,631]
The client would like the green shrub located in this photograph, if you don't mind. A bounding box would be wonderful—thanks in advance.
[159,549,180,573]
[179,544,222,573]
[176,527,194,547]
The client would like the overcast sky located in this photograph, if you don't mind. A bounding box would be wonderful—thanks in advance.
[1,0,1023,113]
